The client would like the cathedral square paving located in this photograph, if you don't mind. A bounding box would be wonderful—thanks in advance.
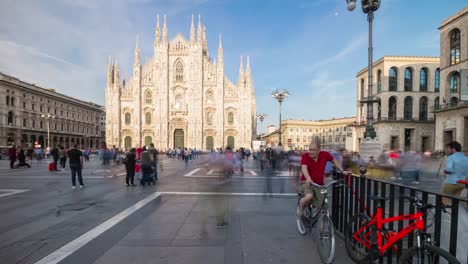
[0,155,351,264]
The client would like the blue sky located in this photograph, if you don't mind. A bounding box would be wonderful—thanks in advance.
[0,0,465,128]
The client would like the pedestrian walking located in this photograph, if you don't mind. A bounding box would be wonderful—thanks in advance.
[16,148,31,168]
[59,146,67,170]
[140,151,154,186]
[148,143,158,180]
[124,148,136,186]
[8,145,17,169]
[68,144,84,189]
[51,146,59,171]
[441,141,468,205]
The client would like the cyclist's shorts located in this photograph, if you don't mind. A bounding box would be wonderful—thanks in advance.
[297,182,324,208]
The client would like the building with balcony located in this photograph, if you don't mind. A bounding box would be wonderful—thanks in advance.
[353,56,440,152]
[433,7,468,152]
[0,72,104,149]
[261,117,354,151]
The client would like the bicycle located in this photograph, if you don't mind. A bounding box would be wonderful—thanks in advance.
[296,180,340,263]
[345,194,460,264]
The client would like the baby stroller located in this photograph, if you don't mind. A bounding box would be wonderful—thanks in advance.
[140,164,156,186]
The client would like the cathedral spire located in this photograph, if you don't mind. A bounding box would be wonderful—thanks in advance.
[238,55,245,85]
[246,55,251,77]
[190,14,195,44]
[134,34,140,66]
[162,14,168,44]
[197,14,202,43]
[114,60,120,89]
[155,14,160,47]
[218,34,223,64]
[203,25,207,47]
[107,56,113,87]
[246,56,252,87]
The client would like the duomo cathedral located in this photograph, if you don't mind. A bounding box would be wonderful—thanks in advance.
[105,15,256,150]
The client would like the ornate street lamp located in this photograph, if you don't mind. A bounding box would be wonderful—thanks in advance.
[271,90,289,146]
[256,113,267,145]
[346,0,380,139]
[41,113,56,149]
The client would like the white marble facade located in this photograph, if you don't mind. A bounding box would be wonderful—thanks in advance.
[106,15,256,150]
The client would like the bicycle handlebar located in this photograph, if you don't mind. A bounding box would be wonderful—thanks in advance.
[399,195,450,213]
[310,179,343,189]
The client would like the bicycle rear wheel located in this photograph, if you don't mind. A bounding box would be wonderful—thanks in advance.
[345,213,372,264]
[317,213,335,264]
[399,244,460,264]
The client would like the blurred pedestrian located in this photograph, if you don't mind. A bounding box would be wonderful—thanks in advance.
[441,141,468,205]
[140,151,154,186]
[16,147,31,168]
[124,148,136,186]
[8,145,17,169]
[148,143,158,180]
[51,145,59,171]
[68,144,84,189]
[59,146,67,170]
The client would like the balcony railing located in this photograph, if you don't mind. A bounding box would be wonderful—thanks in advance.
[431,101,468,112]
[374,117,434,123]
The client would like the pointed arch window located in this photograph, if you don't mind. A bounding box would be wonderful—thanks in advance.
[434,68,440,92]
[228,112,234,125]
[404,96,413,120]
[377,70,382,93]
[419,97,428,121]
[450,28,460,65]
[145,112,151,125]
[125,113,131,125]
[404,68,413,91]
[145,90,152,104]
[389,67,398,91]
[419,68,428,92]
[175,60,184,82]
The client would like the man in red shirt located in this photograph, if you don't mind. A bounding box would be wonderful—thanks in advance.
[298,142,346,216]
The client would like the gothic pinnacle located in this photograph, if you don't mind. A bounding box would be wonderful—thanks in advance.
[190,14,195,43]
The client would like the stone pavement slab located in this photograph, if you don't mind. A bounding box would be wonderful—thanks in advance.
[91,194,351,264]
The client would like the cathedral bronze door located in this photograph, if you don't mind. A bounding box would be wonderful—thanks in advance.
[174,129,184,148]
[227,136,234,149]
[206,136,214,150]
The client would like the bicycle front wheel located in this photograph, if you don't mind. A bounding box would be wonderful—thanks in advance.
[345,213,372,264]
[317,213,335,264]
[399,244,460,264]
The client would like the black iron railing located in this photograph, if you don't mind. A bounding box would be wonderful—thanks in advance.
[331,171,468,263]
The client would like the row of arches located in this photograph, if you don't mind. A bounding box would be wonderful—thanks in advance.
[385,95,458,121]
[123,112,236,126]
[363,68,460,95]
[7,134,99,149]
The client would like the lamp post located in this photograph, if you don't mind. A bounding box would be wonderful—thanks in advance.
[41,114,55,149]
[346,0,380,139]
[271,90,289,147]
[256,113,267,146]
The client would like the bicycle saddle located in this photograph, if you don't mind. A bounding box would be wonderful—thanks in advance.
[368,195,389,202]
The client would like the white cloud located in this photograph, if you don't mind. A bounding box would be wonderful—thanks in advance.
[307,34,366,72]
